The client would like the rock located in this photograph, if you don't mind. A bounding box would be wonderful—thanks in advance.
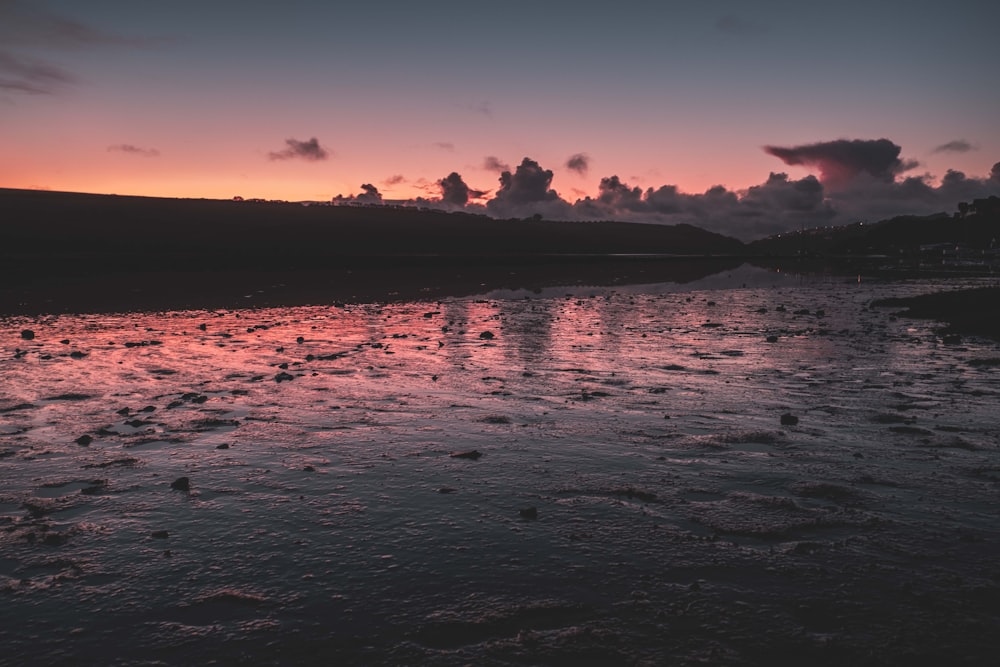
[303,465,315,472]
[170,476,190,491]
[519,507,538,520]
[275,372,295,383]
[151,530,169,539]
[780,413,799,426]
[75,434,93,446]
[69,351,87,359]
[479,331,495,340]
[766,335,779,343]
[198,323,207,331]
[216,443,230,449]
[450,450,482,460]
[437,487,456,494]
[20,329,35,340]
[296,336,305,344]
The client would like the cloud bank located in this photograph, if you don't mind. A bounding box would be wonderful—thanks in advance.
[329,139,999,241]
[268,137,329,161]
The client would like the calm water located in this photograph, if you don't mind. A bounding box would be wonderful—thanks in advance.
[2,266,999,665]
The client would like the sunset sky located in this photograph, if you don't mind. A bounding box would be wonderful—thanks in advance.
[2,0,998,239]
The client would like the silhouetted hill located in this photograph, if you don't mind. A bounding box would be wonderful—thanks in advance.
[0,188,744,271]
[748,198,1000,258]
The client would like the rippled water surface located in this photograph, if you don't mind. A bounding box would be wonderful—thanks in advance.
[2,268,999,665]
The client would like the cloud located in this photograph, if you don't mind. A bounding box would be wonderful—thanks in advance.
[358,183,381,203]
[933,140,975,154]
[571,172,835,240]
[565,153,589,175]
[0,48,74,94]
[483,155,510,172]
[327,140,1000,241]
[331,183,382,205]
[438,172,487,207]
[383,174,406,186]
[764,138,916,189]
[268,137,329,161]
[0,1,147,96]
[108,143,160,157]
[486,158,572,219]
[433,142,455,151]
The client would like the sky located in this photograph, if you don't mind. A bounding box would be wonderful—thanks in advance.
[2,0,999,240]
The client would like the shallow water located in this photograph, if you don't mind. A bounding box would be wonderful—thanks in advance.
[2,267,999,665]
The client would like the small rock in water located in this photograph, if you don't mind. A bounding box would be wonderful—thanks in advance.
[437,487,456,494]
[216,443,230,450]
[296,336,305,344]
[275,372,295,382]
[450,450,482,460]
[766,335,779,343]
[780,413,799,426]
[479,331,495,340]
[519,507,538,520]
[75,434,93,446]
[70,351,87,359]
[151,530,169,539]
[170,476,191,491]
[20,329,35,340]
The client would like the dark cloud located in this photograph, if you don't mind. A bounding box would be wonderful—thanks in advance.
[268,137,329,162]
[0,1,137,49]
[0,1,147,96]
[486,158,573,219]
[383,174,405,186]
[933,140,975,154]
[0,48,74,94]
[764,138,915,189]
[715,16,768,36]
[483,156,510,172]
[438,172,486,207]
[433,142,455,151]
[572,172,833,240]
[566,153,589,175]
[108,143,160,157]
[992,162,1000,183]
[358,184,381,203]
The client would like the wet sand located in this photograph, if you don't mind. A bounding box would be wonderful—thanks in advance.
[2,267,999,665]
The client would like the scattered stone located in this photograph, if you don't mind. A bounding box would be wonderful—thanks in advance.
[198,323,207,331]
[296,336,305,344]
[450,450,482,460]
[614,487,657,503]
[216,443,230,450]
[20,329,34,340]
[437,487,456,494]
[69,351,87,359]
[116,407,131,416]
[480,415,511,424]
[519,507,538,520]
[479,331,495,340]
[303,465,315,472]
[780,413,799,426]
[140,405,156,413]
[151,530,169,539]
[170,476,190,491]
[766,335,779,343]
[75,434,93,446]
[42,532,69,546]
[275,372,295,383]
